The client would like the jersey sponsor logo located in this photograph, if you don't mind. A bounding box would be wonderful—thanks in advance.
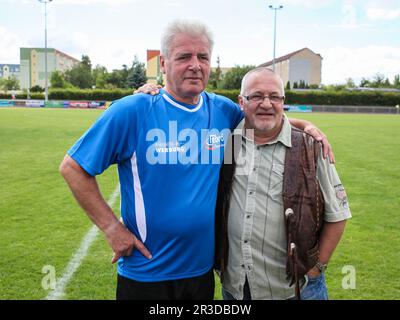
[154,142,186,154]
[205,133,225,150]
[145,121,230,165]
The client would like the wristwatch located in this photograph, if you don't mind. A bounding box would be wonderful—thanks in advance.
[315,261,328,272]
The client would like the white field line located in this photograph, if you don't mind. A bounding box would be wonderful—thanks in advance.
[46,185,120,300]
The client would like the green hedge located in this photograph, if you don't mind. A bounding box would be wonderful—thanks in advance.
[211,89,240,102]
[0,93,44,99]
[1,89,399,106]
[0,89,132,101]
[212,89,400,106]
[49,89,133,101]
[285,90,400,106]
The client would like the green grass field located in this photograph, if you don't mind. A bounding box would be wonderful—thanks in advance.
[0,107,399,300]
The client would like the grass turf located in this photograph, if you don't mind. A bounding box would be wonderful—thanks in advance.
[0,108,399,299]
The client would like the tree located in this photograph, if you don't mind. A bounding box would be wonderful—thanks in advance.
[371,73,385,87]
[81,55,92,70]
[126,56,147,89]
[106,69,123,88]
[3,75,20,90]
[107,65,130,89]
[50,71,69,88]
[95,72,108,89]
[360,77,370,87]
[293,82,298,89]
[65,55,93,89]
[383,78,391,87]
[285,81,291,90]
[221,65,255,90]
[394,74,400,88]
[92,64,108,89]
[30,85,43,92]
[345,78,356,88]
[120,64,130,88]
[209,56,222,89]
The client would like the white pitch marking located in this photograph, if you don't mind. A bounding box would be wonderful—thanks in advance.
[46,185,120,300]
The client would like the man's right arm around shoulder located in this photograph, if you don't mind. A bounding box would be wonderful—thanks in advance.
[59,155,152,262]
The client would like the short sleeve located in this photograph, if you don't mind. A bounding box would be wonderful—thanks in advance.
[316,149,352,223]
[67,95,143,176]
[208,92,244,130]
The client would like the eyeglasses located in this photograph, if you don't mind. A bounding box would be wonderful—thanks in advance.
[243,93,285,104]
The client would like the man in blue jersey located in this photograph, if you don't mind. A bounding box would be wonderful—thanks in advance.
[60,19,331,300]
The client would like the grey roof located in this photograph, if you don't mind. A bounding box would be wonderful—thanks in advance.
[258,47,322,67]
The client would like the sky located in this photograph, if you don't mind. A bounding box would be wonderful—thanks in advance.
[0,0,399,85]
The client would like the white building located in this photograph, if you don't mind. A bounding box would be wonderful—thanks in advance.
[19,48,79,89]
[0,64,20,80]
[259,48,322,88]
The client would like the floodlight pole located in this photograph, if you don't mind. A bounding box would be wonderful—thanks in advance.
[38,0,52,102]
[269,4,283,72]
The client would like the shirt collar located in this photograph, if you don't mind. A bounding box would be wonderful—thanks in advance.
[160,89,203,113]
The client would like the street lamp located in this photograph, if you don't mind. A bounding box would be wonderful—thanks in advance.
[38,0,52,102]
[269,4,283,72]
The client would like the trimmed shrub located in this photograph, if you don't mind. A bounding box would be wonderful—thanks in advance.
[2,88,399,106]
[0,92,44,99]
[284,91,400,106]
[211,89,240,102]
[210,89,400,106]
[49,88,133,101]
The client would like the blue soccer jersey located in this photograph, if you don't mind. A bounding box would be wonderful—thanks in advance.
[68,89,243,281]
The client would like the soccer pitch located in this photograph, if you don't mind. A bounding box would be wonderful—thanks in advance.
[0,107,399,300]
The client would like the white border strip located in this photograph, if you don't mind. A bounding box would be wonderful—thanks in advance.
[46,185,120,300]
[131,152,147,242]
[162,93,203,113]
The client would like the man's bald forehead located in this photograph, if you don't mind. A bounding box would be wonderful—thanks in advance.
[241,67,284,95]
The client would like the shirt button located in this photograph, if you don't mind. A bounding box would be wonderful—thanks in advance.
[246,215,250,219]
[253,167,257,171]
[249,191,253,195]
[244,240,248,243]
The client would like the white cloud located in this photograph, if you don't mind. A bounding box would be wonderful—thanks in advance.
[49,30,90,59]
[366,8,400,20]
[162,0,183,8]
[46,29,147,69]
[55,0,134,5]
[340,3,360,29]
[5,0,137,5]
[0,26,27,63]
[278,0,335,8]
[322,46,400,84]
[363,0,400,21]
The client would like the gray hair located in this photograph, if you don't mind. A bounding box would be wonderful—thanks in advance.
[240,67,285,96]
[161,19,214,58]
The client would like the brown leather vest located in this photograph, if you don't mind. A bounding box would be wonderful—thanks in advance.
[214,126,325,298]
